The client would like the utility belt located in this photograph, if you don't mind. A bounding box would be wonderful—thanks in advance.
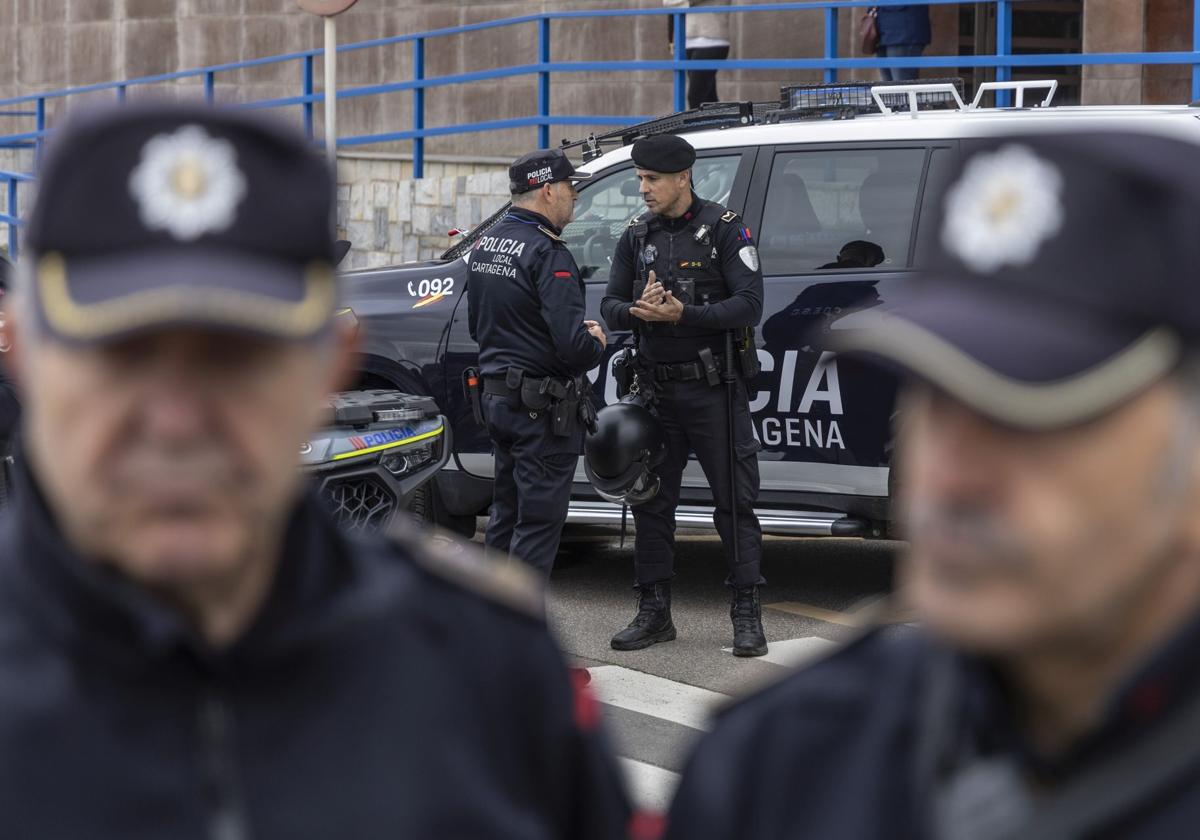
[614,327,760,399]
[469,367,597,437]
[650,354,728,384]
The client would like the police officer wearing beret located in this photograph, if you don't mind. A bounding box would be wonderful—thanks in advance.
[468,149,606,579]
[666,130,1200,839]
[600,133,767,656]
[0,103,629,838]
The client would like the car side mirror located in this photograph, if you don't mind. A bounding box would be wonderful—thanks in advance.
[620,179,641,198]
[334,240,352,266]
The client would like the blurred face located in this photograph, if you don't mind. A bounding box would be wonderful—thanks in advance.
[898,381,1200,657]
[545,180,578,229]
[637,168,691,217]
[11,325,354,589]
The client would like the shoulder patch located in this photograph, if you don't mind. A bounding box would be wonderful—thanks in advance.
[720,210,739,224]
[387,522,544,620]
[537,225,565,243]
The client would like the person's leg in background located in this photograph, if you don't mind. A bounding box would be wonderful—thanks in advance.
[877,44,924,82]
[685,45,730,108]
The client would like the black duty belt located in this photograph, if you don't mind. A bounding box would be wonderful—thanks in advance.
[652,354,726,382]
[482,376,519,396]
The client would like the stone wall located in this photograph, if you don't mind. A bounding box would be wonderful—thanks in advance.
[0,1,986,162]
[1081,0,1192,105]
[334,153,509,270]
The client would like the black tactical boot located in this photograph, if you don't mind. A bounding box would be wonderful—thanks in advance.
[730,586,768,657]
[610,581,676,651]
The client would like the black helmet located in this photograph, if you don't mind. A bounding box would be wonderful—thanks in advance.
[584,394,668,506]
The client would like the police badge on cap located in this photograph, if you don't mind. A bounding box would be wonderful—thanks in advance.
[22,102,338,344]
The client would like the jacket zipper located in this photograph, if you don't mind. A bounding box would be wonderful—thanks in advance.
[200,690,251,840]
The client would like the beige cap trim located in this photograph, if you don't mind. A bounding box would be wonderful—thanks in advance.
[831,317,1181,429]
[37,252,335,341]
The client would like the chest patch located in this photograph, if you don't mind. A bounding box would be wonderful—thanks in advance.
[642,244,658,264]
[677,259,708,271]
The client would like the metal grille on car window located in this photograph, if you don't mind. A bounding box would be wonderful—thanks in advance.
[758,148,926,276]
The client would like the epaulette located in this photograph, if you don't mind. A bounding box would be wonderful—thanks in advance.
[537,224,565,244]
[386,522,545,620]
[627,210,654,228]
[719,209,740,225]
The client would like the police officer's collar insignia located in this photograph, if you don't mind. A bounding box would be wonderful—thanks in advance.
[941,144,1064,274]
[720,210,738,224]
[128,125,247,241]
[537,224,565,243]
[642,244,658,264]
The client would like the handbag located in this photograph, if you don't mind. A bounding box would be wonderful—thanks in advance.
[858,6,878,55]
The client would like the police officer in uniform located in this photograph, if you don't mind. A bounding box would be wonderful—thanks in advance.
[0,103,629,838]
[600,134,766,656]
[665,131,1200,839]
[467,149,606,580]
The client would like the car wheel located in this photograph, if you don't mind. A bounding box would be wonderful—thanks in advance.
[406,483,478,540]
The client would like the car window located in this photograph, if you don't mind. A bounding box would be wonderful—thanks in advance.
[758,148,926,275]
[563,154,742,284]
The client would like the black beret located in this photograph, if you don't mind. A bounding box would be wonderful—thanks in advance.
[631,134,696,173]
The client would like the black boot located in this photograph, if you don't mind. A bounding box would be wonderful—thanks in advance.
[730,586,768,657]
[610,581,677,651]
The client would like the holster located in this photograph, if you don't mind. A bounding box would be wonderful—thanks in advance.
[698,347,722,387]
[551,383,579,438]
[462,367,484,425]
[736,327,761,381]
[613,347,636,399]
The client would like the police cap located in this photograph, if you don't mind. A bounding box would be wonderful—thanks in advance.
[509,148,591,194]
[631,134,696,173]
[828,130,1200,430]
[23,102,337,344]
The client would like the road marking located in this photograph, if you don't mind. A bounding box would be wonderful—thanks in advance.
[766,594,915,627]
[589,665,728,732]
[756,636,839,668]
[766,601,862,626]
[618,758,681,813]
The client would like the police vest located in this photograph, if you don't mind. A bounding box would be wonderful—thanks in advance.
[630,201,730,340]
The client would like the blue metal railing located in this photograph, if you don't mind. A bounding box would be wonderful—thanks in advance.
[1,0,1199,259]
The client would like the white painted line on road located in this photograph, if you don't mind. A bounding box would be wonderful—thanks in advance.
[619,757,681,814]
[589,665,728,732]
[755,636,839,669]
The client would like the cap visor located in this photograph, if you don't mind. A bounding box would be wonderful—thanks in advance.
[827,282,1181,429]
[33,248,335,344]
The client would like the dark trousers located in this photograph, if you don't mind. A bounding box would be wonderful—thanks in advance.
[632,376,764,588]
[685,46,730,109]
[482,391,581,579]
[877,44,924,81]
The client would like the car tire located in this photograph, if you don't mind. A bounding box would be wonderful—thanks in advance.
[406,483,478,540]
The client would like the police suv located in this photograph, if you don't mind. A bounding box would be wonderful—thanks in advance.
[341,79,1200,540]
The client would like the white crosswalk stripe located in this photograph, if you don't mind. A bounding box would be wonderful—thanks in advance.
[617,758,681,814]
[591,637,846,813]
[589,665,728,732]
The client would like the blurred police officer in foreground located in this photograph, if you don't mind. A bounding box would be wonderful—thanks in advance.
[665,131,1200,838]
[600,134,766,656]
[0,103,629,838]
[0,256,16,501]
[467,149,606,579]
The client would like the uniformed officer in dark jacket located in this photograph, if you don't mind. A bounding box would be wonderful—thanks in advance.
[0,103,629,838]
[665,131,1200,839]
[0,256,16,502]
[468,149,606,579]
[600,134,766,656]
